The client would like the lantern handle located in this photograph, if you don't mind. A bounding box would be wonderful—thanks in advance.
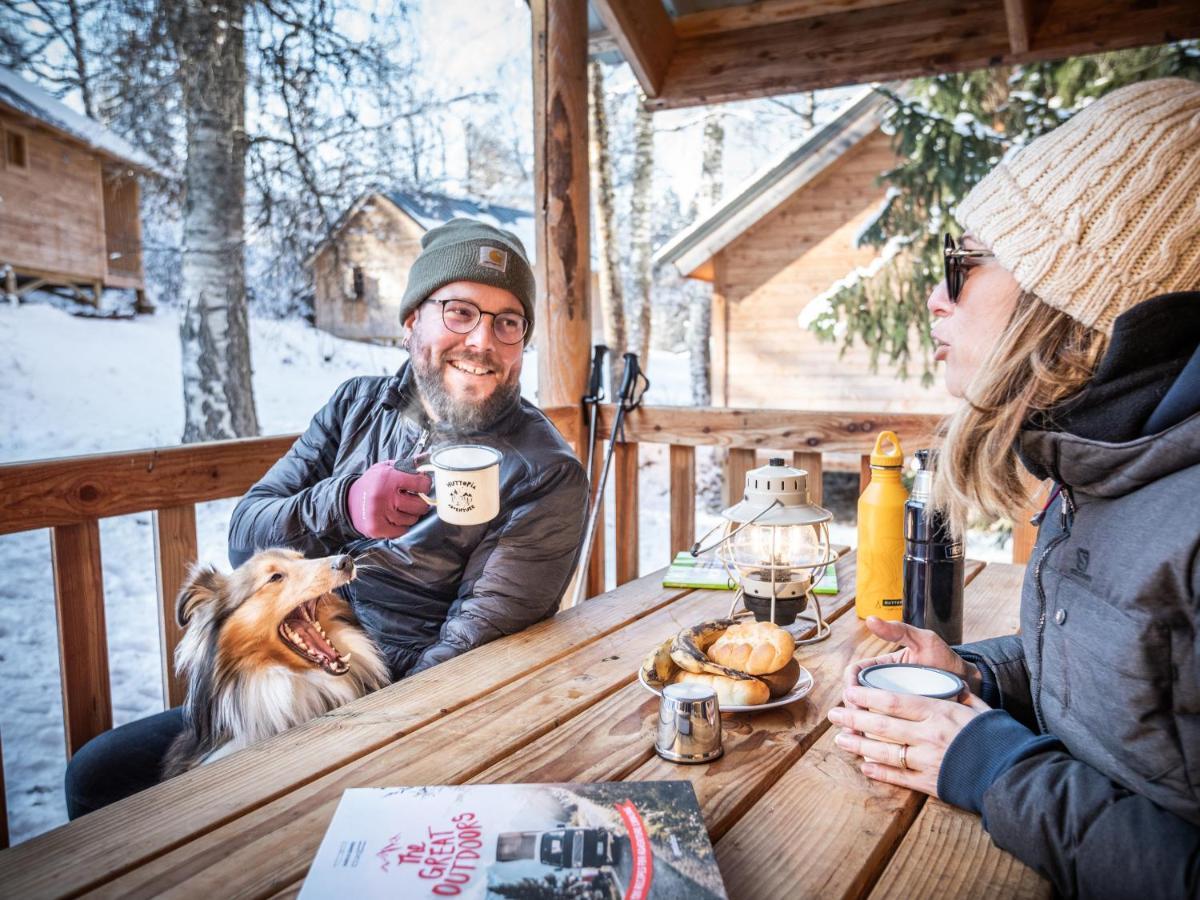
[689,499,783,557]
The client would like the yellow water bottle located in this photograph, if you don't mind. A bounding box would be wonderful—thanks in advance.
[856,431,908,620]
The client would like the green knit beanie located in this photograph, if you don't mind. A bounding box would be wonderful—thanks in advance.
[399,218,536,338]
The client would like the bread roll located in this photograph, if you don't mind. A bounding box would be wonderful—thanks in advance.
[759,657,801,699]
[673,671,770,707]
[706,621,796,674]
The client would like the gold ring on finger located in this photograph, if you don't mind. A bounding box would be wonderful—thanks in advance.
[899,743,909,770]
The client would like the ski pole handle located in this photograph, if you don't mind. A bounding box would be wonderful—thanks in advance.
[618,352,649,410]
[585,345,608,403]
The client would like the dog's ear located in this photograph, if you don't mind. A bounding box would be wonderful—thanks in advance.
[176,564,227,628]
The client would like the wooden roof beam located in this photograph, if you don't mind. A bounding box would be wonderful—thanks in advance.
[590,0,677,97]
[1004,0,1036,53]
[674,0,914,38]
[646,0,1200,111]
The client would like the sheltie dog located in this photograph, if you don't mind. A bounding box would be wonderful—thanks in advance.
[163,548,389,776]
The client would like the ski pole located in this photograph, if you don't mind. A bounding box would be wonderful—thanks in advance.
[582,344,608,485]
[571,353,648,607]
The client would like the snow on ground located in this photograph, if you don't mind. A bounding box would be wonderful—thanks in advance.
[0,300,1005,844]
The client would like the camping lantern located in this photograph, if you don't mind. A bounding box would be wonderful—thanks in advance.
[694,458,837,644]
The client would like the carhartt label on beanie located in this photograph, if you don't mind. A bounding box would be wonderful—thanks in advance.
[477,246,508,273]
[957,78,1200,335]
[399,217,536,337]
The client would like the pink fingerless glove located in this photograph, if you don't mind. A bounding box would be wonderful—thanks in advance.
[346,460,433,539]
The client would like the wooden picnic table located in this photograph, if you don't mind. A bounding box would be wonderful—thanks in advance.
[0,550,1048,899]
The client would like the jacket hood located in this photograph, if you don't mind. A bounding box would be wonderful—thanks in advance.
[1018,292,1200,498]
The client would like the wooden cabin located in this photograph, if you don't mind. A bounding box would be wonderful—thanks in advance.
[0,67,159,309]
[305,191,536,344]
[654,89,957,416]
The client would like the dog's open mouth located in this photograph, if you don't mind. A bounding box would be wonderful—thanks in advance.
[279,599,351,676]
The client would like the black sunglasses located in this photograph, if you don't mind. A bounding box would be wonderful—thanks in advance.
[943,233,994,302]
[430,298,529,345]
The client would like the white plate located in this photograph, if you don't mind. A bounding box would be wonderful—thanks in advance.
[637,664,814,713]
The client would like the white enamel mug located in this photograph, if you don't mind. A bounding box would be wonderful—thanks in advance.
[416,445,502,526]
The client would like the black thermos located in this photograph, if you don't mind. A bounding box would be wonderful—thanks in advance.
[903,449,964,645]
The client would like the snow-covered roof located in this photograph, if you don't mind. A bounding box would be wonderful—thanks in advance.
[386,190,536,260]
[0,67,164,175]
[653,87,892,279]
[305,189,539,268]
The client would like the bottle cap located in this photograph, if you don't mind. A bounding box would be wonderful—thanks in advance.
[911,447,936,502]
[870,431,904,468]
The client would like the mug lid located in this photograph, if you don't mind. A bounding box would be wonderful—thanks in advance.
[430,444,502,471]
[857,663,964,699]
[663,682,717,702]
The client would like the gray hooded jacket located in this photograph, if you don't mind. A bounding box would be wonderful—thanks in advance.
[942,293,1200,898]
[228,364,588,678]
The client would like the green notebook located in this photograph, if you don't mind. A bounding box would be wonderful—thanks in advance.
[661,551,737,590]
[661,553,839,594]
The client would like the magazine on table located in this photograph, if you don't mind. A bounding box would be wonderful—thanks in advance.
[299,781,727,900]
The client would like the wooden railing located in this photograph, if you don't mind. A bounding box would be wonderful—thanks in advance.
[0,403,1035,847]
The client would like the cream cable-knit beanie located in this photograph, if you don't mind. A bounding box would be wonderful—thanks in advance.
[957,78,1200,335]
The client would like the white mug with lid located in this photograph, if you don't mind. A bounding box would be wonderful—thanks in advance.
[417,444,502,526]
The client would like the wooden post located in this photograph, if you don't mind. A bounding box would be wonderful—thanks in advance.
[614,442,639,585]
[669,444,696,557]
[793,451,823,506]
[154,505,199,708]
[51,520,113,757]
[1012,478,1049,564]
[725,448,756,509]
[4,265,16,306]
[532,0,591,424]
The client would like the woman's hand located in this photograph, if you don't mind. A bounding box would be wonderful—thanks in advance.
[828,686,990,795]
[843,617,982,712]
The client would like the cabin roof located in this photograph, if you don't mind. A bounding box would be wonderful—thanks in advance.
[385,190,536,258]
[303,189,538,269]
[653,88,889,278]
[0,67,165,176]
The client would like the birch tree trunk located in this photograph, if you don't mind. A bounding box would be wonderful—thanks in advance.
[66,0,95,118]
[689,114,724,407]
[588,60,626,398]
[628,93,654,368]
[174,0,259,442]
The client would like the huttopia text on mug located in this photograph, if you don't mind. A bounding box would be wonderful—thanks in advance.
[417,445,502,526]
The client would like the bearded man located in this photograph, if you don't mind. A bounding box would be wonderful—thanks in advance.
[228,217,589,677]
[64,219,587,819]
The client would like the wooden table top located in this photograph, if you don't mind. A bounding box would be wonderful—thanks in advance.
[0,551,1049,899]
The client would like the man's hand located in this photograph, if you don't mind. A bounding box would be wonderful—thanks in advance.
[843,617,982,714]
[347,460,432,539]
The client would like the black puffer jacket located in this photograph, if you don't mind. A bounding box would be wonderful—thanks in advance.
[943,293,1200,898]
[228,364,588,678]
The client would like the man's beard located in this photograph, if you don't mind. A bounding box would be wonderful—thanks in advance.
[410,344,521,433]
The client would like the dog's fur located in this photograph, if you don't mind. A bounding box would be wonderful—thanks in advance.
[163,548,389,777]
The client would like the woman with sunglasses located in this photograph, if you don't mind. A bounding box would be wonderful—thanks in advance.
[829,78,1200,898]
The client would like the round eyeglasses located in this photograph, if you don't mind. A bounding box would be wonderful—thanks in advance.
[431,298,529,345]
[943,233,994,303]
